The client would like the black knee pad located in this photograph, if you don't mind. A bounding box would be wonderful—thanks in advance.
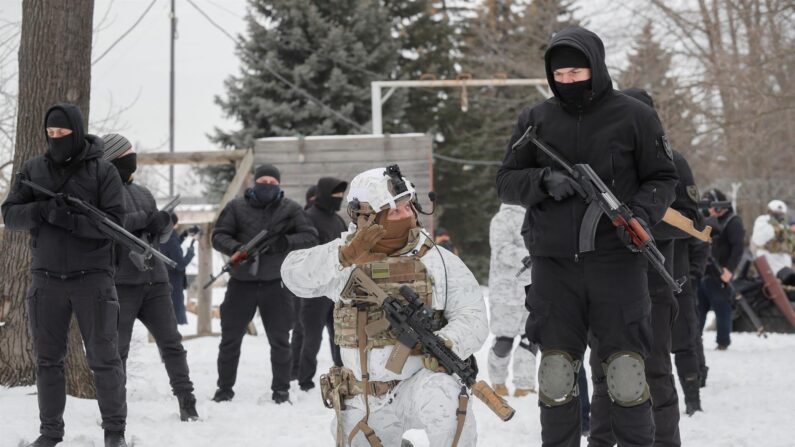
[491,336,514,358]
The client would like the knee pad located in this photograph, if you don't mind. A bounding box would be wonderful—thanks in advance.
[517,335,539,355]
[603,351,650,407]
[538,350,580,407]
[491,336,514,358]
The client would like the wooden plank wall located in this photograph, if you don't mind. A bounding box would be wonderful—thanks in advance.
[252,133,435,228]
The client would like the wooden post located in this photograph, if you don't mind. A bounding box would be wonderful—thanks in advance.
[197,223,213,336]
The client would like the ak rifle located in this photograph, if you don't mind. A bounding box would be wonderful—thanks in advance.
[203,229,271,289]
[22,179,177,269]
[512,125,683,294]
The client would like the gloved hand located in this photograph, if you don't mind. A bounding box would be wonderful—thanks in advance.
[185,244,195,258]
[145,210,171,235]
[339,215,387,267]
[230,250,248,265]
[542,170,585,201]
[43,196,75,231]
[422,337,454,372]
[268,235,290,254]
[616,217,652,252]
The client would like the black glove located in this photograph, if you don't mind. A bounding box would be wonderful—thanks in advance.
[616,217,651,252]
[43,196,75,231]
[269,235,290,254]
[542,170,585,201]
[145,210,171,235]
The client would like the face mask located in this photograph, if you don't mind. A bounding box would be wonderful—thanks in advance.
[317,195,344,212]
[371,215,417,254]
[47,134,83,165]
[555,79,592,106]
[252,183,282,205]
[111,153,137,183]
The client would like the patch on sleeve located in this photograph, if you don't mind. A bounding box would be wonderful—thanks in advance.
[658,135,673,160]
[687,185,700,204]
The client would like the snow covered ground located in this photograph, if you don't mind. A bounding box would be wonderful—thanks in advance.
[2,292,794,446]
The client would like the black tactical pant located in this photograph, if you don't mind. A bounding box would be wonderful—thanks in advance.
[217,278,294,392]
[589,296,680,447]
[27,272,127,438]
[672,279,701,401]
[290,293,303,380]
[116,282,193,396]
[296,296,343,388]
[527,252,654,447]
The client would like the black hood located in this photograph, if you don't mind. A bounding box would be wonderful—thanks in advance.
[544,27,612,108]
[314,177,348,213]
[622,88,655,109]
[44,103,88,164]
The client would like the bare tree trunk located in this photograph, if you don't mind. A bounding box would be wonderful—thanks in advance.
[0,0,96,398]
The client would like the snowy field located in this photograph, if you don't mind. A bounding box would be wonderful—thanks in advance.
[2,289,794,446]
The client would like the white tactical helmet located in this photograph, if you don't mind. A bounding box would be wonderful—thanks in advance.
[768,199,788,215]
[346,165,416,219]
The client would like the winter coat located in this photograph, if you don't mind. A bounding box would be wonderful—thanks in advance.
[114,182,169,285]
[488,204,531,307]
[212,192,318,282]
[280,224,488,385]
[2,136,124,276]
[706,212,745,274]
[496,27,678,258]
[751,214,793,274]
[305,178,348,245]
[161,230,194,291]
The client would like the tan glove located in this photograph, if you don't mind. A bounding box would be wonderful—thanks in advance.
[339,214,388,267]
[422,338,454,372]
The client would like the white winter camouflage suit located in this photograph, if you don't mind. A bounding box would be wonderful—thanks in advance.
[487,204,536,390]
[281,226,488,447]
[751,213,794,275]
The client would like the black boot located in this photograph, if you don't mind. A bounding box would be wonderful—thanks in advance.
[272,390,290,404]
[104,430,127,447]
[178,393,200,421]
[212,388,234,402]
[681,374,703,416]
[26,435,62,447]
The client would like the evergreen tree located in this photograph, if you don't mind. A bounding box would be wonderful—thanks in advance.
[201,0,401,199]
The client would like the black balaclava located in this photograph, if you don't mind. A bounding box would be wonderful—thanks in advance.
[250,183,283,206]
[315,177,348,213]
[103,133,136,183]
[112,154,137,184]
[45,104,86,165]
[549,46,591,106]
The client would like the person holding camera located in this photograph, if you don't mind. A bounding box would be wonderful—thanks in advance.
[161,215,198,325]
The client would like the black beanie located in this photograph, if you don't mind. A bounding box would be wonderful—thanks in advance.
[703,188,727,202]
[45,109,72,129]
[549,46,590,71]
[254,164,281,182]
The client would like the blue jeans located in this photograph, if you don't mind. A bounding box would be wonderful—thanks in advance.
[697,276,733,347]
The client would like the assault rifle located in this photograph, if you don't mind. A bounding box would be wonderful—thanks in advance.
[512,125,683,294]
[161,194,181,213]
[22,179,177,269]
[697,200,732,211]
[516,255,532,278]
[203,229,271,289]
[707,258,766,337]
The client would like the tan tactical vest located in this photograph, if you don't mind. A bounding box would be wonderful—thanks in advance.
[764,218,795,254]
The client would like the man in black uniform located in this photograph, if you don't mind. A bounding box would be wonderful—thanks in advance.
[102,133,199,422]
[2,104,128,447]
[294,177,347,391]
[588,89,704,446]
[497,28,678,447]
[698,189,744,351]
[211,164,318,404]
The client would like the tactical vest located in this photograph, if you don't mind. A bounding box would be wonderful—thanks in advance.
[764,217,795,254]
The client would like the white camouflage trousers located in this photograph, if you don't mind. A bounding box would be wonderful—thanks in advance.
[333,368,477,447]
[487,303,537,390]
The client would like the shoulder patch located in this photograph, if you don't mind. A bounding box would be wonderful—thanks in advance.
[687,185,700,204]
[659,135,673,160]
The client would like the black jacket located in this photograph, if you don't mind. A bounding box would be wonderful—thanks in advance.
[115,182,169,285]
[212,192,318,282]
[2,136,124,276]
[496,27,678,257]
[305,178,348,245]
[707,212,745,273]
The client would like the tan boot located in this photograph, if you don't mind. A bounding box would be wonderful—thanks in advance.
[514,388,536,397]
[494,384,509,396]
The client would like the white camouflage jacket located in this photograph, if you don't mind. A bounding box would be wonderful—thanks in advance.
[281,225,488,383]
[751,214,793,274]
[488,204,531,307]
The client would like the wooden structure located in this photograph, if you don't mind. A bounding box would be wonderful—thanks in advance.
[137,133,434,337]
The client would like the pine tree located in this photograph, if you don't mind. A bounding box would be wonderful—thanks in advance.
[201,0,401,199]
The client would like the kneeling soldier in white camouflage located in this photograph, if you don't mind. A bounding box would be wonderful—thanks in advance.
[281,166,489,447]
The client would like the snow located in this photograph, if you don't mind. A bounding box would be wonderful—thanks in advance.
[2,290,794,446]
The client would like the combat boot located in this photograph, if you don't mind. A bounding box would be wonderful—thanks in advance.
[26,435,62,447]
[493,384,509,396]
[178,392,200,421]
[273,390,291,404]
[212,388,234,402]
[681,374,703,416]
[104,430,127,447]
[514,388,536,397]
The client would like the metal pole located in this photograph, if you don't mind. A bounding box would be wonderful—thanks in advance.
[371,82,382,135]
[169,0,176,197]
